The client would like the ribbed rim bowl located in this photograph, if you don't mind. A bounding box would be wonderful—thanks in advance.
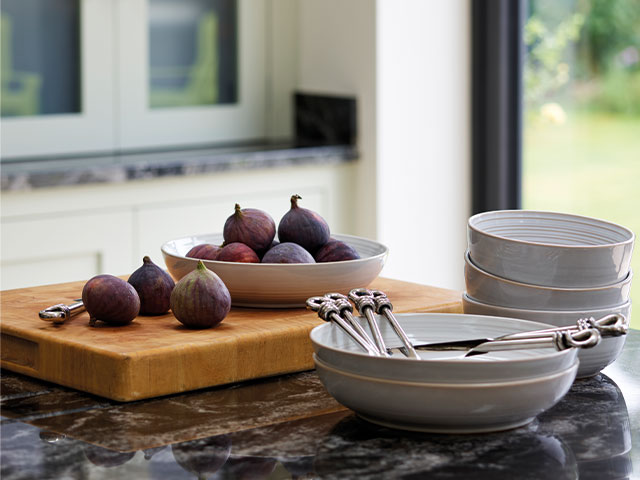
[314,352,576,388]
[464,250,633,310]
[462,292,632,321]
[468,210,634,248]
[161,232,389,307]
[467,210,635,287]
[161,232,388,268]
[313,353,579,433]
[310,313,578,384]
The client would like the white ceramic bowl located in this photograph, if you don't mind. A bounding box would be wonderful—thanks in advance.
[462,293,631,378]
[314,353,578,433]
[310,313,578,384]
[464,251,633,310]
[161,233,388,307]
[468,210,634,287]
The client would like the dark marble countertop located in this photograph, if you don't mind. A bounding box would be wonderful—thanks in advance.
[1,330,638,479]
[1,142,357,191]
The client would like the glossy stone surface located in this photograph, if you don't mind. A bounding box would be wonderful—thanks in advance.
[1,331,638,479]
[1,144,356,191]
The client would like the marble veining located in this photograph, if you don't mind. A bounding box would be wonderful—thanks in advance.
[1,143,357,191]
[1,331,638,479]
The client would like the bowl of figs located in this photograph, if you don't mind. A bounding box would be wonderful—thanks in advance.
[161,195,389,308]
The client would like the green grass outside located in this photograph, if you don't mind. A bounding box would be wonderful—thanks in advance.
[523,111,639,328]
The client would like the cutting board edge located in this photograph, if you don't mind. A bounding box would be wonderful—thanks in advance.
[1,277,464,401]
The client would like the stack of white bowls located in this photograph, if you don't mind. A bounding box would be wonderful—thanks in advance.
[463,210,635,378]
[310,312,582,434]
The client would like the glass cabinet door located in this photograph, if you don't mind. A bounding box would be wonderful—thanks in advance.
[1,0,277,159]
[1,0,81,118]
[148,0,238,109]
[117,0,266,150]
[1,0,115,159]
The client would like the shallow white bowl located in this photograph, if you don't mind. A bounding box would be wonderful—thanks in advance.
[464,251,633,310]
[314,353,578,433]
[468,210,634,287]
[462,293,631,378]
[310,313,578,384]
[161,233,388,308]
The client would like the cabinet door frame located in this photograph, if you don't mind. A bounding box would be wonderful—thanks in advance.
[1,0,116,160]
[115,0,267,150]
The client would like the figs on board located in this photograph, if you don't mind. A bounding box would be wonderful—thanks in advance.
[278,194,330,254]
[261,242,315,264]
[82,274,140,326]
[127,256,175,315]
[186,243,221,260]
[216,242,260,263]
[314,239,361,262]
[170,261,231,329]
[223,203,276,253]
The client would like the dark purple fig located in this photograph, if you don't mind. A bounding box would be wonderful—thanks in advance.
[278,194,330,254]
[186,243,221,260]
[127,256,175,315]
[83,444,136,467]
[170,261,231,329]
[216,242,260,263]
[314,238,361,262]
[262,242,315,264]
[172,434,231,478]
[82,274,140,326]
[258,239,280,260]
[223,203,276,253]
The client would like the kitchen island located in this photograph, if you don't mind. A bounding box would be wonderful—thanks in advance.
[1,328,638,479]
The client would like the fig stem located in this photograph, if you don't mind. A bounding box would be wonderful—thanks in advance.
[234,203,242,216]
[196,260,207,272]
[290,194,302,208]
[142,256,152,264]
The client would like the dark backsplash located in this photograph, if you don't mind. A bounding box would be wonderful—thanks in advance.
[295,92,357,147]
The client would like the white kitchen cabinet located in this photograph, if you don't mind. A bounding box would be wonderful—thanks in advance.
[1,210,134,291]
[2,0,295,159]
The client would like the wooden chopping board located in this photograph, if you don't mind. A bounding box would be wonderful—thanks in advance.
[1,277,462,401]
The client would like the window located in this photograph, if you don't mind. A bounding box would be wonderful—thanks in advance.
[522,0,639,324]
[1,0,271,160]
[472,0,639,327]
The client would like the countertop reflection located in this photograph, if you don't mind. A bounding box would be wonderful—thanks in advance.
[1,331,638,479]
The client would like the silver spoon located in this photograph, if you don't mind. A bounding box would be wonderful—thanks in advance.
[389,327,602,356]
[348,288,390,357]
[306,296,383,356]
[462,328,601,357]
[369,290,421,359]
[393,313,626,354]
[323,292,389,356]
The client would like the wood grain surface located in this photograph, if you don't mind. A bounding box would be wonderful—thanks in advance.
[1,277,462,401]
